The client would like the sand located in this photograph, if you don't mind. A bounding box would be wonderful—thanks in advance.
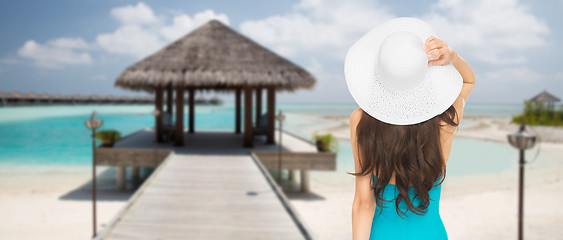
[285,115,563,239]
[0,166,138,240]
[0,115,561,239]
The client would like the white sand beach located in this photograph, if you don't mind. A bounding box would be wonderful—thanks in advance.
[0,115,561,239]
[287,115,563,239]
[0,166,134,239]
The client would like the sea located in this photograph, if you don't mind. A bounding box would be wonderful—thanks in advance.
[0,102,546,177]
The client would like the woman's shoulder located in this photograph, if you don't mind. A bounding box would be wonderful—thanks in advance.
[349,108,363,124]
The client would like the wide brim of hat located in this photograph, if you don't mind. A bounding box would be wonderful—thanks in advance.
[345,17,463,125]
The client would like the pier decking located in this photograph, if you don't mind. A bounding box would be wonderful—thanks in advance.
[94,129,335,239]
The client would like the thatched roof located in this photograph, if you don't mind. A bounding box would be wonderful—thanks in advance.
[115,20,316,92]
[6,91,24,99]
[52,94,63,100]
[24,92,38,98]
[530,90,560,103]
[70,94,85,100]
[104,95,117,101]
[39,93,51,99]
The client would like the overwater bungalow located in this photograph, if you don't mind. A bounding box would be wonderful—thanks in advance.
[51,94,64,103]
[195,96,208,104]
[103,95,117,104]
[208,96,223,105]
[7,91,24,104]
[24,92,39,103]
[115,20,315,147]
[86,94,103,104]
[38,93,53,103]
[139,95,154,103]
[69,94,85,104]
[0,91,5,106]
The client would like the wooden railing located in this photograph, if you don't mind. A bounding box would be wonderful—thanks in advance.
[252,151,337,193]
[94,147,174,190]
[95,147,173,167]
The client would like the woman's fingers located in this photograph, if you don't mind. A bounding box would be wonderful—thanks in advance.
[427,48,445,59]
[425,36,436,45]
[424,39,445,51]
[424,36,453,66]
[428,58,447,66]
[424,37,445,49]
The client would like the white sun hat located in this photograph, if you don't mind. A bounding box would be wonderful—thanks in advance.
[345,17,463,125]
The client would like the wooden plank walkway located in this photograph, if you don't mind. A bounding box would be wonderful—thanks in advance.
[95,130,320,240]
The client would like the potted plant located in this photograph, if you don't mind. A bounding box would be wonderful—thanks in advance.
[312,132,339,152]
[95,129,121,147]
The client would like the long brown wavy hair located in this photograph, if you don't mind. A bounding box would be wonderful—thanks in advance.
[349,105,459,218]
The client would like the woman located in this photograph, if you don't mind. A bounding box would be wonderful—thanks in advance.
[344,18,475,239]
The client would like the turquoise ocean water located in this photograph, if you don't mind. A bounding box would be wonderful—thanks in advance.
[0,102,542,176]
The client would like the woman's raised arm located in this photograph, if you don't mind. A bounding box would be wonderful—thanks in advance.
[424,36,475,124]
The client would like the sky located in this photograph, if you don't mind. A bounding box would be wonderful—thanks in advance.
[0,0,562,104]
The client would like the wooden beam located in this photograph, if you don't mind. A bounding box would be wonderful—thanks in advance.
[132,167,141,180]
[253,151,337,170]
[188,88,195,133]
[288,170,296,182]
[266,86,275,144]
[94,148,173,167]
[235,88,241,134]
[166,84,173,114]
[117,166,126,191]
[155,85,164,142]
[255,87,262,127]
[244,86,254,147]
[175,85,184,146]
[301,170,310,193]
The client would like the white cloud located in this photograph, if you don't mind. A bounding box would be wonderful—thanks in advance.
[483,67,544,84]
[17,38,92,68]
[13,2,231,67]
[423,0,549,64]
[111,2,157,25]
[96,25,163,57]
[239,0,548,66]
[159,10,229,41]
[96,3,229,58]
[240,0,395,58]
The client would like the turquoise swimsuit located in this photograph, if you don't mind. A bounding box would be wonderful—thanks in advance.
[369,175,447,239]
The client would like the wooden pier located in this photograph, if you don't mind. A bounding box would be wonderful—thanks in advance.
[94,129,336,239]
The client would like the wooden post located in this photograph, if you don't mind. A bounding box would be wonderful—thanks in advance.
[244,86,254,147]
[189,88,195,134]
[301,170,310,193]
[155,85,164,142]
[132,166,140,180]
[289,170,296,182]
[175,85,184,146]
[117,166,126,191]
[266,86,275,144]
[166,84,173,114]
[235,88,241,134]
[255,87,262,127]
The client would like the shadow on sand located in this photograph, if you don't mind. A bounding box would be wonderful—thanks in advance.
[58,167,154,201]
[280,179,326,201]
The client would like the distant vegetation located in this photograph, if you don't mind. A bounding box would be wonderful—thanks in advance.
[512,101,563,126]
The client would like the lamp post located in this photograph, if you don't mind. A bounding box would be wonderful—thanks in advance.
[507,121,536,240]
[85,111,102,238]
[152,110,160,165]
[275,110,285,184]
